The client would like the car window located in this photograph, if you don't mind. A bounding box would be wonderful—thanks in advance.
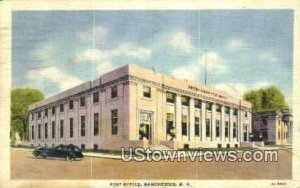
[55,146,63,150]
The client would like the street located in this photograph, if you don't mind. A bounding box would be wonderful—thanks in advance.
[11,148,292,179]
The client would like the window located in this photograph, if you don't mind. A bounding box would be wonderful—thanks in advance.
[216,105,221,113]
[111,85,118,99]
[216,120,220,137]
[94,144,98,151]
[225,121,229,138]
[38,111,41,118]
[233,108,238,116]
[44,109,48,117]
[93,91,99,103]
[81,116,85,137]
[262,117,268,126]
[195,117,200,136]
[166,91,175,103]
[206,119,211,137]
[206,103,212,111]
[69,100,74,110]
[80,97,85,107]
[262,131,268,140]
[166,113,174,140]
[278,130,280,139]
[52,106,56,115]
[243,125,247,141]
[45,123,48,139]
[60,120,64,138]
[70,118,73,138]
[94,113,99,136]
[143,86,151,98]
[81,144,85,150]
[31,126,34,140]
[181,96,189,106]
[38,124,41,139]
[225,107,230,115]
[52,121,55,138]
[233,122,237,138]
[245,111,248,118]
[182,115,187,136]
[194,99,201,109]
[111,110,118,135]
[60,104,64,112]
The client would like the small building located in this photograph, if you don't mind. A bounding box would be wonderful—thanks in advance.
[252,110,293,145]
[28,64,252,150]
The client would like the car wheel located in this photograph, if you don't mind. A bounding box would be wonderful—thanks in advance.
[33,152,39,158]
[66,155,74,162]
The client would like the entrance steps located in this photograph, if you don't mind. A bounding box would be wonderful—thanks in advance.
[149,145,172,151]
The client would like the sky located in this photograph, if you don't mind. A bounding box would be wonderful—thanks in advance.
[12,10,293,105]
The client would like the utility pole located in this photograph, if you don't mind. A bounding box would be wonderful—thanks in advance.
[204,49,207,85]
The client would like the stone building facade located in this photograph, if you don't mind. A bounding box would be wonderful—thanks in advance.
[252,110,292,145]
[28,64,252,150]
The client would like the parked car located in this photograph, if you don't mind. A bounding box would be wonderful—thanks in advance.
[32,144,84,161]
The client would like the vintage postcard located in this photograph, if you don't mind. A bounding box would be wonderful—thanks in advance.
[0,0,300,187]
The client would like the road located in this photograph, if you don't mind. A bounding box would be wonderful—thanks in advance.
[11,148,292,179]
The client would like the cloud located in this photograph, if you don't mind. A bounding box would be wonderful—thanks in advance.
[27,66,83,91]
[171,64,199,81]
[110,43,152,60]
[78,26,109,43]
[97,60,115,75]
[251,80,272,90]
[75,48,107,63]
[258,52,278,63]
[169,32,194,53]
[199,51,227,74]
[227,39,247,51]
[214,82,248,98]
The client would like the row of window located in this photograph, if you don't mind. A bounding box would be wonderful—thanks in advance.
[32,113,101,140]
[166,113,238,139]
[32,92,101,120]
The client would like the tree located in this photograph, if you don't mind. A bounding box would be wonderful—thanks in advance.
[11,88,44,142]
[243,86,288,113]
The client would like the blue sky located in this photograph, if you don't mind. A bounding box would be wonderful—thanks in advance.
[12,10,293,105]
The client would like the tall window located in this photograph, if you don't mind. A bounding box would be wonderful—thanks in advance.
[166,91,175,103]
[233,108,238,116]
[60,120,64,138]
[216,105,221,113]
[278,130,280,139]
[38,124,41,139]
[94,113,99,136]
[52,106,56,115]
[195,117,200,136]
[60,104,64,112]
[52,121,55,138]
[81,116,85,136]
[194,99,201,109]
[69,100,74,110]
[216,120,220,138]
[225,121,229,138]
[93,91,99,103]
[111,110,118,135]
[111,85,118,99]
[206,103,212,111]
[143,86,151,98]
[181,96,189,106]
[181,115,187,136]
[44,108,48,117]
[44,123,48,139]
[32,126,34,140]
[166,113,174,140]
[206,119,210,137]
[225,107,230,115]
[233,122,237,138]
[70,118,73,138]
[80,97,85,107]
[245,111,248,118]
[38,111,41,118]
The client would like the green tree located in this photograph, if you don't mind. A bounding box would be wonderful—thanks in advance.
[11,88,44,142]
[243,86,288,112]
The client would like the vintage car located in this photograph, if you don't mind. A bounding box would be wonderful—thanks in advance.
[32,144,84,161]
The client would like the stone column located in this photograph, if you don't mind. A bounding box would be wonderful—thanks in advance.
[189,98,195,142]
[238,108,243,143]
[201,101,206,141]
[229,107,233,142]
[221,105,225,142]
[211,103,216,142]
[175,94,182,141]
